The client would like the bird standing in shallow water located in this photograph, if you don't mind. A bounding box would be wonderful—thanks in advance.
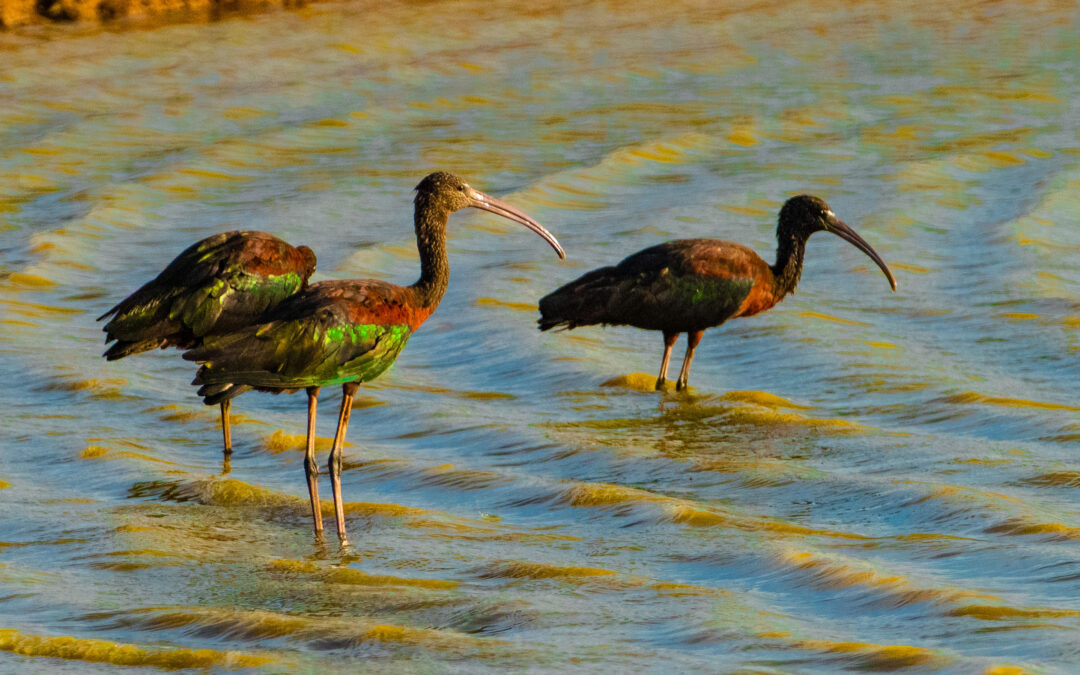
[538,195,896,391]
[99,231,317,460]
[184,172,565,544]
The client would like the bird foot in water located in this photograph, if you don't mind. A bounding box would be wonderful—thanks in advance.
[673,379,696,394]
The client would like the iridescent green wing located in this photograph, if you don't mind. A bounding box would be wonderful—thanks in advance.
[101,231,309,348]
[168,233,309,336]
[185,292,413,392]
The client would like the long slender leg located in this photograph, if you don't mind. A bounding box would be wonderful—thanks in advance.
[220,400,232,455]
[329,381,359,544]
[304,386,323,537]
[675,330,705,391]
[655,331,679,390]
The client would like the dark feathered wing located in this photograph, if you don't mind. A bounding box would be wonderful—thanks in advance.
[183,281,415,404]
[100,231,314,360]
[538,239,758,333]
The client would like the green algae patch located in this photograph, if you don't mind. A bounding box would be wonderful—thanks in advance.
[770,544,998,607]
[949,604,1080,621]
[984,518,1080,540]
[141,404,211,424]
[788,638,949,670]
[984,667,1037,675]
[718,406,860,431]
[945,391,1080,412]
[81,446,109,460]
[0,628,273,669]
[422,528,582,545]
[692,456,820,487]
[143,478,490,533]
[337,500,429,519]
[263,429,349,454]
[663,502,865,539]
[85,548,193,572]
[320,567,458,590]
[186,479,302,509]
[101,548,185,558]
[475,560,617,581]
[651,582,729,598]
[113,525,154,533]
[80,445,189,467]
[475,297,537,312]
[719,390,812,409]
[561,482,658,507]
[396,383,516,401]
[904,482,1080,540]
[551,398,861,435]
[266,559,321,574]
[560,481,869,539]
[600,373,682,392]
[135,478,314,513]
[890,261,932,274]
[1022,470,1080,488]
[797,311,872,327]
[89,561,183,572]
[103,608,507,656]
[5,273,57,290]
[267,559,457,589]
[38,376,127,400]
[0,298,84,319]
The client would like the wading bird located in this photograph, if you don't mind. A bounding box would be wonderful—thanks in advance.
[184,172,565,544]
[538,195,896,391]
[99,231,317,457]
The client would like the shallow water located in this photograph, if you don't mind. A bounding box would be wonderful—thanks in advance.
[1,0,1079,671]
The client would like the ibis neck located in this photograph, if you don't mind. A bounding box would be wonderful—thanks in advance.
[770,233,807,299]
[411,200,450,308]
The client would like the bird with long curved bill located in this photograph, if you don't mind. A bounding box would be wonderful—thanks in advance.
[538,195,896,391]
[184,172,565,544]
[99,231,317,462]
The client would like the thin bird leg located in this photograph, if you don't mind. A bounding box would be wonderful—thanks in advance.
[329,381,359,544]
[304,386,323,536]
[655,331,679,390]
[220,400,232,456]
[675,330,704,391]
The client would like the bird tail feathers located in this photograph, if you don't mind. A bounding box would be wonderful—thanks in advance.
[537,266,621,331]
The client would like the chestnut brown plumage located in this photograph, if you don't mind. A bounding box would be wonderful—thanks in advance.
[184,172,565,543]
[539,195,896,390]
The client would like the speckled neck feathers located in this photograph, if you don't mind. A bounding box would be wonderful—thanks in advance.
[412,193,450,309]
[770,229,808,300]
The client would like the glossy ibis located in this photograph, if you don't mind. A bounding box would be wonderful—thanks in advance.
[183,172,565,543]
[538,195,896,391]
[99,231,317,456]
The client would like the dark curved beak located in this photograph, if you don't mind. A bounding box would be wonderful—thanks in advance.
[466,188,566,259]
[827,216,897,291]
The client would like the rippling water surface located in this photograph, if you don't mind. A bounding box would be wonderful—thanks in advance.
[2,0,1079,671]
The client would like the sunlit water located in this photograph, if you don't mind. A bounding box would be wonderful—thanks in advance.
[1,0,1079,671]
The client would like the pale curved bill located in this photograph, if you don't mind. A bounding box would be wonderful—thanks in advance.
[468,188,566,259]
[829,218,897,291]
